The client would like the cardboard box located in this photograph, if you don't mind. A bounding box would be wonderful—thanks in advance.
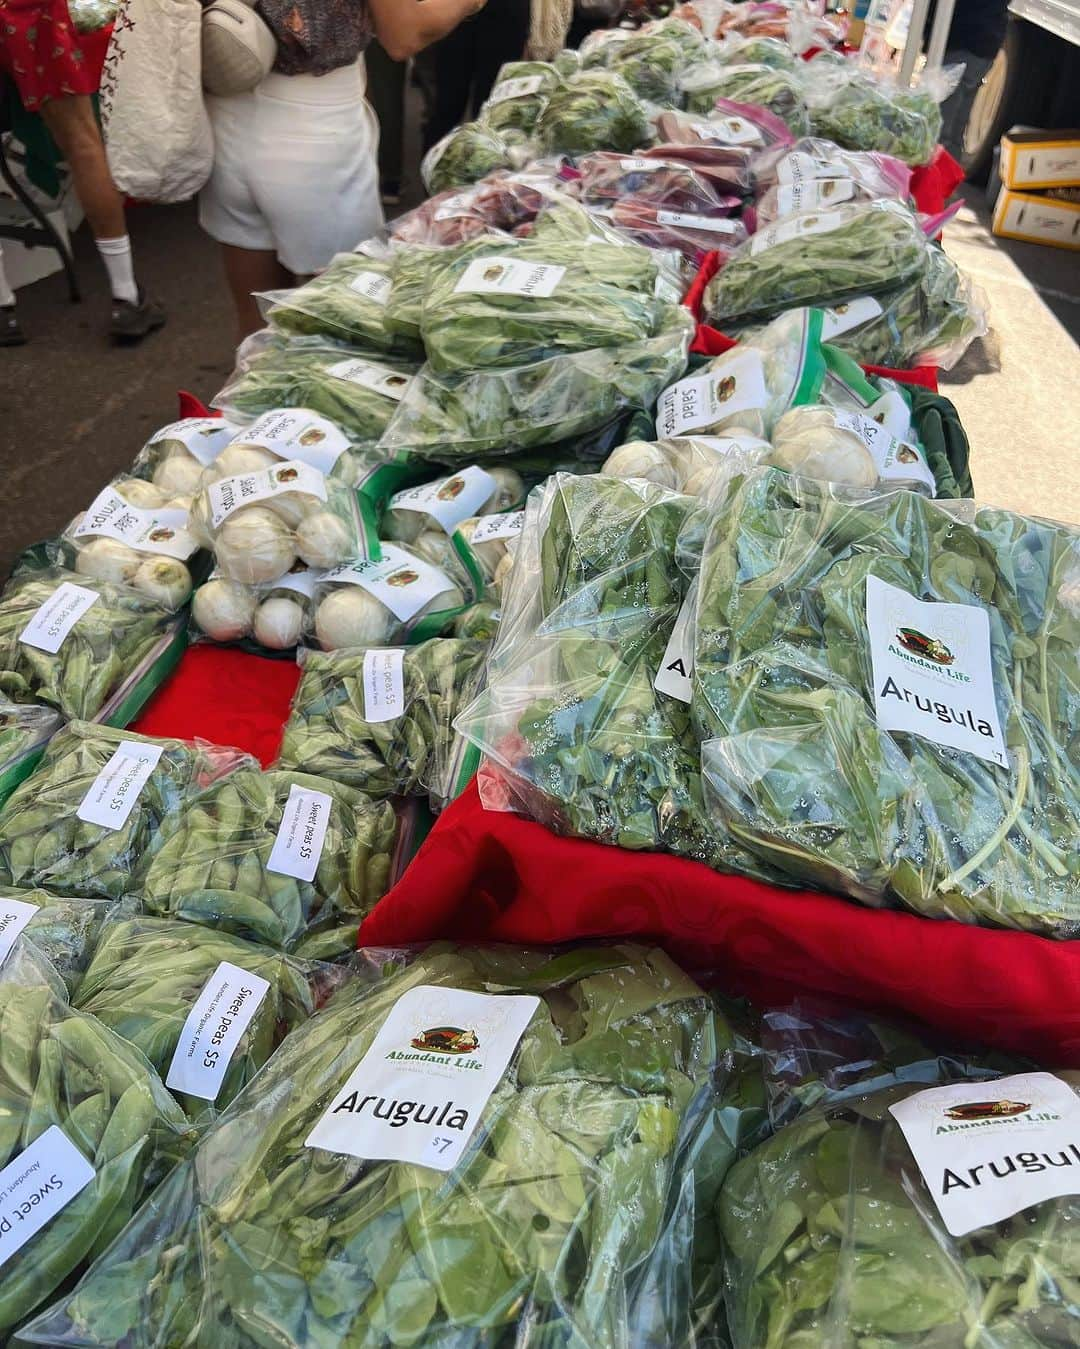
[1000,129,1080,191]
[992,185,1080,251]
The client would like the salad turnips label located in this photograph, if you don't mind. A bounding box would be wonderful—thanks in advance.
[207,460,327,529]
[305,985,539,1171]
[229,410,350,476]
[656,351,768,438]
[389,466,497,534]
[75,487,198,560]
[322,544,457,623]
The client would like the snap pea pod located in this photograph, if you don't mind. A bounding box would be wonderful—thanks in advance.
[267,254,424,358]
[74,914,319,1120]
[0,567,174,720]
[277,638,489,806]
[0,887,111,992]
[0,721,254,900]
[25,942,741,1348]
[141,767,399,951]
[0,942,190,1337]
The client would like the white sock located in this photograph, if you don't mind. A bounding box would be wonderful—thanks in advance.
[0,246,15,309]
[95,234,139,305]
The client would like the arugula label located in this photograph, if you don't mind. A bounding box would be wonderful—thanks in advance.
[866,575,1008,767]
[891,1074,1080,1236]
[305,985,539,1171]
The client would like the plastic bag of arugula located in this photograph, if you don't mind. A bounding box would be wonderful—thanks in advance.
[478,58,561,133]
[0,721,254,900]
[0,888,111,992]
[535,68,649,155]
[421,119,516,195]
[713,33,797,69]
[0,566,177,721]
[73,913,321,1120]
[457,474,784,881]
[603,32,693,104]
[719,1060,1080,1347]
[26,941,745,1348]
[212,335,418,451]
[419,231,675,374]
[263,253,423,357]
[694,468,1080,936]
[0,940,190,1338]
[277,638,489,808]
[804,61,943,166]
[681,62,809,133]
[378,302,693,462]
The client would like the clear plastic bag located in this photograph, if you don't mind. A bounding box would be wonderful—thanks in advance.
[24,942,737,1348]
[0,721,254,900]
[749,136,913,229]
[0,940,190,1337]
[0,566,178,720]
[478,58,562,133]
[694,468,1080,935]
[0,887,111,992]
[378,305,692,464]
[602,432,771,495]
[571,150,743,216]
[264,253,423,357]
[804,60,943,166]
[421,119,516,195]
[0,695,60,779]
[714,33,798,70]
[277,638,489,808]
[140,767,401,954]
[73,912,319,1120]
[190,565,318,652]
[535,68,649,155]
[719,1065,1080,1347]
[681,61,809,133]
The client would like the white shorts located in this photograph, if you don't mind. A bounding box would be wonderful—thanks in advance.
[200,63,384,275]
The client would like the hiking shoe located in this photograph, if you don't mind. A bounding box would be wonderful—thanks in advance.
[0,306,26,347]
[110,288,166,343]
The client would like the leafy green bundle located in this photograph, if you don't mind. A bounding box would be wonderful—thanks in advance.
[809,69,942,166]
[479,59,562,133]
[535,69,649,155]
[384,245,441,343]
[141,767,399,955]
[277,639,488,807]
[422,120,514,195]
[25,942,737,1348]
[73,914,318,1119]
[604,33,691,104]
[0,567,175,720]
[683,63,809,131]
[705,199,929,328]
[0,943,190,1337]
[420,234,670,373]
[719,1073,1080,1347]
[266,254,423,357]
[0,722,253,900]
[694,468,1080,935]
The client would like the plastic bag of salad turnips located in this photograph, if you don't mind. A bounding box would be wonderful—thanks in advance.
[129,415,240,494]
[569,151,743,218]
[748,136,913,230]
[601,432,771,496]
[719,1062,1080,1347]
[311,538,480,650]
[24,942,742,1349]
[60,475,201,612]
[190,458,369,586]
[381,465,525,547]
[190,564,319,652]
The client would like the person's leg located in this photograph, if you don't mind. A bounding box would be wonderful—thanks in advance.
[424,19,478,149]
[0,244,26,347]
[470,0,531,112]
[38,93,164,336]
[938,50,995,162]
[366,39,407,200]
[219,245,291,343]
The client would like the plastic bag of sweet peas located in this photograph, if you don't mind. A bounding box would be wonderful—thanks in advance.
[24,942,744,1348]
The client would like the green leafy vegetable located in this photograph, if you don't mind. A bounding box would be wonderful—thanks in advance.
[266,254,423,358]
[809,68,942,165]
[683,62,809,131]
[535,69,649,155]
[422,120,515,195]
[479,60,561,133]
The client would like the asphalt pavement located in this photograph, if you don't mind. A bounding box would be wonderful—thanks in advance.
[0,179,1077,578]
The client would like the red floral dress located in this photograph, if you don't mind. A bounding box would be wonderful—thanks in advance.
[0,0,98,109]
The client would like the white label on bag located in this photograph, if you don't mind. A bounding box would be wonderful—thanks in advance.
[835,412,936,493]
[232,411,350,476]
[433,191,475,221]
[148,417,235,467]
[775,176,855,216]
[323,543,456,622]
[776,150,843,186]
[821,295,883,339]
[656,351,767,439]
[470,510,524,545]
[258,566,318,599]
[889,1073,1080,1238]
[305,984,540,1172]
[618,156,657,172]
[454,256,566,298]
[362,648,406,723]
[0,1127,95,1270]
[656,210,741,234]
[867,389,913,440]
[208,460,327,529]
[0,899,37,969]
[326,359,412,402]
[76,740,164,830]
[165,961,271,1103]
[355,237,393,260]
[749,203,859,255]
[389,466,497,534]
[865,575,1008,768]
[19,583,99,654]
[488,74,544,104]
[654,591,695,703]
[349,270,392,304]
[74,488,198,560]
[709,115,763,146]
[267,785,334,883]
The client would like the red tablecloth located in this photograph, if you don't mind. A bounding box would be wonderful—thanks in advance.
[359,777,1080,1067]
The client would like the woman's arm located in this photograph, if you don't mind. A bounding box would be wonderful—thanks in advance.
[370,0,486,61]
